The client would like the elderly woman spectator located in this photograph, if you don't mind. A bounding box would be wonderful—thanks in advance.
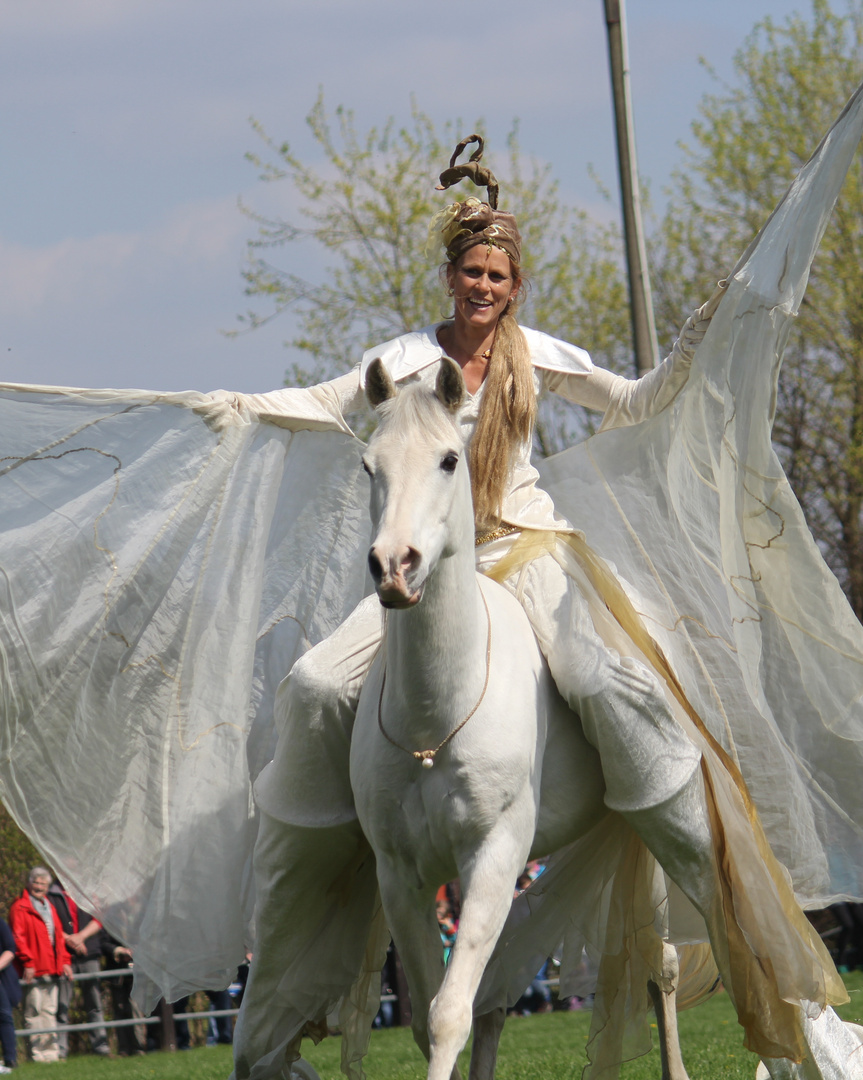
[9,867,72,1062]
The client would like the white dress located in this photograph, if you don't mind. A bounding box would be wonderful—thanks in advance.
[0,76,862,1074]
[252,324,701,829]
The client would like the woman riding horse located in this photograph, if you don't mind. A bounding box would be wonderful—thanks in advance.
[228,139,851,1080]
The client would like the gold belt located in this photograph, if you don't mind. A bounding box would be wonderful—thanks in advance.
[474,523,520,547]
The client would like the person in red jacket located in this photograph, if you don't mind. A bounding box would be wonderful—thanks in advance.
[9,867,72,1062]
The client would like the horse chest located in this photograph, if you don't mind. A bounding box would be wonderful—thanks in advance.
[354,743,532,886]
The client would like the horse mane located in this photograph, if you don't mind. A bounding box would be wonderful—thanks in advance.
[373,380,464,449]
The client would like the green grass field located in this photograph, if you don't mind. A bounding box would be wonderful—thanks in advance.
[14,972,863,1079]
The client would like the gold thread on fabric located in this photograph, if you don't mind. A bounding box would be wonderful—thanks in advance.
[482,527,846,1063]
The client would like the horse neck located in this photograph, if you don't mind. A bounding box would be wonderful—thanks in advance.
[384,480,486,718]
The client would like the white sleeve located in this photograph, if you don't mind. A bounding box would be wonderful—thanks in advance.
[540,345,690,430]
[541,306,713,431]
[199,367,365,435]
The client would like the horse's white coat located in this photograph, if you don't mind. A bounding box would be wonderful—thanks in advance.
[351,360,607,1079]
[349,360,862,1080]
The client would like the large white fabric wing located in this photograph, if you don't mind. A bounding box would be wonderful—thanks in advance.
[540,81,863,905]
[0,394,370,1004]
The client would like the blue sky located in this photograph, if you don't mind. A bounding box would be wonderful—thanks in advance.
[0,0,827,391]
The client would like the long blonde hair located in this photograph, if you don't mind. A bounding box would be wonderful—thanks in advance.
[428,163,535,529]
[467,281,536,531]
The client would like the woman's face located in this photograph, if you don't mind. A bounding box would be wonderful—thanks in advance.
[447,245,518,334]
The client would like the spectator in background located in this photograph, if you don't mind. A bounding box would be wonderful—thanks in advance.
[205,988,234,1046]
[101,934,144,1057]
[373,945,397,1030]
[48,879,109,1058]
[9,867,72,1062]
[229,953,252,1009]
[509,863,553,1016]
[435,888,458,965]
[146,997,190,1052]
[509,958,553,1016]
[0,917,21,1073]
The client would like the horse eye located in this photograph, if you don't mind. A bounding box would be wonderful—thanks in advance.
[440,452,459,474]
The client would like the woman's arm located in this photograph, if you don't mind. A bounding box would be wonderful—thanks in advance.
[196,366,365,434]
[543,289,723,430]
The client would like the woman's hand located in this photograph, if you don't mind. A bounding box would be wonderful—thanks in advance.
[64,931,87,956]
[191,390,248,432]
[674,280,728,361]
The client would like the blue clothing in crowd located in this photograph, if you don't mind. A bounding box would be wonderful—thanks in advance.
[0,918,22,1068]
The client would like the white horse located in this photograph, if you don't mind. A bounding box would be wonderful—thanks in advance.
[350,357,690,1080]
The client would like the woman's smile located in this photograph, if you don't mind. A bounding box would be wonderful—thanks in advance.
[447,245,516,330]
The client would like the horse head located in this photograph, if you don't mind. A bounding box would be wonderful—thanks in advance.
[363,357,470,608]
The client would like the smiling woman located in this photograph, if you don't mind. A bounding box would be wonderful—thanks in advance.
[446,245,518,335]
[229,136,797,1080]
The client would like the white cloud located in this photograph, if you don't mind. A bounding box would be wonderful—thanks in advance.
[0,197,240,316]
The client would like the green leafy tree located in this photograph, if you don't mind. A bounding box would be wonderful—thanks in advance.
[653,0,863,617]
[233,95,633,452]
[233,96,455,380]
[0,803,46,917]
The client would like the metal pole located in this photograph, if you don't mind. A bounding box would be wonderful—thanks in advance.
[158,997,177,1052]
[604,0,659,374]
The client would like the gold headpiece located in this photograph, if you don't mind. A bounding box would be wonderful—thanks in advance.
[426,135,521,264]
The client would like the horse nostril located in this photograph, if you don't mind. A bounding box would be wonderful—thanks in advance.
[368,549,384,582]
[403,546,421,573]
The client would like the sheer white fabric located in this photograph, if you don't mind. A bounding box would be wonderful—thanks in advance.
[0,397,371,1006]
[538,87,863,904]
[1,81,862,1018]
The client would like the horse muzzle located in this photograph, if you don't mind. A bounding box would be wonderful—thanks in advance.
[377,582,425,609]
[368,543,425,608]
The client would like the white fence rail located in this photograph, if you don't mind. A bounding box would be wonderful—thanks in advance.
[14,968,240,1041]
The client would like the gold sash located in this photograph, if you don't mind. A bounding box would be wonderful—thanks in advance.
[484,529,844,1066]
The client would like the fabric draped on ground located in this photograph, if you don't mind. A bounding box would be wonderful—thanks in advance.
[0,75,862,1076]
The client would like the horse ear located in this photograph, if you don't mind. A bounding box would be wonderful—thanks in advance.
[366,358,397,408]
[436,357,465,413]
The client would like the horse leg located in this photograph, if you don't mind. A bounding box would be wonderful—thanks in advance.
[646,942,691,1080]
[426,832,529,1080]
[375,867,451,1074]
[624,771,863,1080]
[468,1008,506,1080]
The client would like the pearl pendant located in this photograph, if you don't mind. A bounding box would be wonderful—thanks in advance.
[422,757,434,769]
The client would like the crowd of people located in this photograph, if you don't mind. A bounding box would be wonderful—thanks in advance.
[0,864,487,1062]
[0,866,246,1068]
[1,860,856,1068]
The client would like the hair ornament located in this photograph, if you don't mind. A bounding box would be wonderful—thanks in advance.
[427,137,522,265]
